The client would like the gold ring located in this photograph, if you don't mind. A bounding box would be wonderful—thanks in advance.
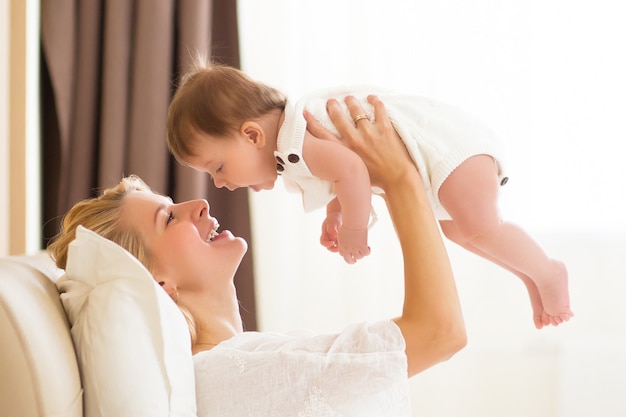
[353,114,369,123]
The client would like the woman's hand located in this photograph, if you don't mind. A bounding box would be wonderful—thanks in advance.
[305,95,415,191]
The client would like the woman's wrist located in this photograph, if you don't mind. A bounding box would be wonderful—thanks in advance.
[379,165,424,198]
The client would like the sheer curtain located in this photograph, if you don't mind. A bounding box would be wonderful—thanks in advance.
[238,1,626,416]
[40,0,257,330]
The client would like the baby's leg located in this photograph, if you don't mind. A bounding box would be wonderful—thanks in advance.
[439,155,573,326]
[441,220,549,329]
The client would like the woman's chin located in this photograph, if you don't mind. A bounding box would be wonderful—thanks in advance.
[218,231,247,248]
[236,238,248,256]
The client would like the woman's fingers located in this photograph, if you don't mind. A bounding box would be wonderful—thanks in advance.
[326,98,359,141]
[308,94,415,189]
[304,109,340,141]
[304,109,337,141]
[367,95,393,132]
[343,95,415,189]
[306,95,383,147]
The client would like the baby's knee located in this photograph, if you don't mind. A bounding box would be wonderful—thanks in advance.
[448,216,501,244]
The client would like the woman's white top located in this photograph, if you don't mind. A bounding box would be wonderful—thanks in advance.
[193,319,412,417]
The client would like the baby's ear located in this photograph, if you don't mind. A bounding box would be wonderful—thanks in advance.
[241,121,266,147]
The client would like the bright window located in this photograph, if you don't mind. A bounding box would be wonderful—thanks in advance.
[239,0,626,236]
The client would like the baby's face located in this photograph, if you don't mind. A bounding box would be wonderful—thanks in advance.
[186,132,278,192]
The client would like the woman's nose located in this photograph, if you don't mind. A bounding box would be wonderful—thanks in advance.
[190,199,210,220]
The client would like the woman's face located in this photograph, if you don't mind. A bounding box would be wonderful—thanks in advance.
[119,191,248,291]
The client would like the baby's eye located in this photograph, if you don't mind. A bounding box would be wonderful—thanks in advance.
[166,212,174,225]
[216,165,223,174]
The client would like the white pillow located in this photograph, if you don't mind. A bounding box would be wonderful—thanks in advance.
[56,226,196,417]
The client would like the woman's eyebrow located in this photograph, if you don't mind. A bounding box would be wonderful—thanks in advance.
[153,196,174,226]
[154,203,167,226]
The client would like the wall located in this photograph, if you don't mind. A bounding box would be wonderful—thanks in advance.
[0,0,8,256]
[1,0,40,257]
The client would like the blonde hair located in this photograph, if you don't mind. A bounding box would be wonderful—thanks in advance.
[47,175,198,343]
[166,60,287,165]
[47,175,152,271]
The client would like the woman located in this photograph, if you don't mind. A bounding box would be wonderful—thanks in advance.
[48,95,466,416]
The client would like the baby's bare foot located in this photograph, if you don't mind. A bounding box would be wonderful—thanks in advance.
[535,260,574,326]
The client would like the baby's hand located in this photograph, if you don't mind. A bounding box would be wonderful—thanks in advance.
[338,226,370,264]
[320,212,342,253]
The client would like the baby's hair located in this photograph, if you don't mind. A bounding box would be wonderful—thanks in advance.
[166,58,287,165]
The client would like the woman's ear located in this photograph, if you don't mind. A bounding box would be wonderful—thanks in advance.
[241,121,266,147]
[157,279,179,302]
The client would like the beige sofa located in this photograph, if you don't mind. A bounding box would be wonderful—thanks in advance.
[0,252,82,417]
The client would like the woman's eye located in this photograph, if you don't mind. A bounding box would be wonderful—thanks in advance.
[166,212,174,225]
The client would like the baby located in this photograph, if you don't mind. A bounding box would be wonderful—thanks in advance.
[166,62,573,328]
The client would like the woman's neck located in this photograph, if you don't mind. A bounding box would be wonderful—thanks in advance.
[182,284,244,354]
[192,318,242,354]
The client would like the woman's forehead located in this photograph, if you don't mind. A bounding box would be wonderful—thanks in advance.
[126,190,173,206]
[119,192,172,229]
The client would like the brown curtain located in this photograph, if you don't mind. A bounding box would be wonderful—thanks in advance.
[39,0,257,331]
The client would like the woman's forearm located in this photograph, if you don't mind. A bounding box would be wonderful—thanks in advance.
[304,94,467,375]
[387,169,466,377]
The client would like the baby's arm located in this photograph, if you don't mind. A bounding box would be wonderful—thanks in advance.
[302,130,372,263]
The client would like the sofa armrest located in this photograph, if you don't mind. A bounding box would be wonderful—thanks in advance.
[0,252,82,417]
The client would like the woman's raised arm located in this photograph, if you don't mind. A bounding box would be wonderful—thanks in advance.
[305,95,467,376]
